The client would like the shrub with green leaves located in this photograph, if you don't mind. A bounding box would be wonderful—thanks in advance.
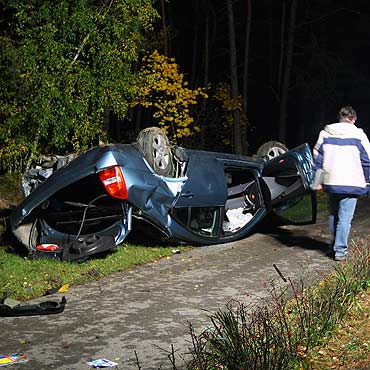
[0,0,158,172]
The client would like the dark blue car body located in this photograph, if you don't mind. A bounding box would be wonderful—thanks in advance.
[10,137,316,261]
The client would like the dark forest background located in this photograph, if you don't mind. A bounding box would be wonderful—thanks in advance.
[141,0,370,154]
[2,0,370,171]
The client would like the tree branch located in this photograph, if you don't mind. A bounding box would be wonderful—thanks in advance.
[69,0,114,67]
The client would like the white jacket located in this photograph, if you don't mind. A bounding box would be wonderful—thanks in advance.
[313,122,370,195]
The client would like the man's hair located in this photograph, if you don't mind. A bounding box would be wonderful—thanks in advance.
[337,106,357,121]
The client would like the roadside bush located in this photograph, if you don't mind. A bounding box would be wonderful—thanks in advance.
[0,0,158,172]
[185,235,370,370]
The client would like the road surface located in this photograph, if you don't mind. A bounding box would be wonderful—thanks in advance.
[0,197,369,370]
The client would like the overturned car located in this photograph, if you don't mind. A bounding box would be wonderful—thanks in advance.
[10,128,316,261]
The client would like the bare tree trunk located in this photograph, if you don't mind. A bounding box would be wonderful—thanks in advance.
[226,0,243,154]
[191,25,199,87]
[203,16,209,94]
[200,12,210,149]
[103,106,110,142]
[135,106,142,133]
[160,0,168,56]
[277,1,286,94]
[278,0,297,143]
[242,0,252,153]
[242,0,251,114]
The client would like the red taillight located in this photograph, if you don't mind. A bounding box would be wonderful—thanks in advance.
[36,244,60,251]
[99,166,128,199]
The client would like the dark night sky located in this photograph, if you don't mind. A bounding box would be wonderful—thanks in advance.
[163,0,370,152]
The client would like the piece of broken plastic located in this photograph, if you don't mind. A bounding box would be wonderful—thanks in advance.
[0,292,66,317]
[36,243,60,251]
[0,353,29,367]
[87,358,118,368]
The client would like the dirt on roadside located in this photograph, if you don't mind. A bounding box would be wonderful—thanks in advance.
[0,174,23,209]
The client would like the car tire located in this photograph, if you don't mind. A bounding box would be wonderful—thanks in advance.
[136,127,175,177]
[256,141,288,160]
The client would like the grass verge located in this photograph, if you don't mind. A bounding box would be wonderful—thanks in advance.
[185,235,370,370]
[0,244,189,301]
[308,289,370,369]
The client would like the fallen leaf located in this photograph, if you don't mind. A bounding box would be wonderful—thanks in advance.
[58,284,70,293]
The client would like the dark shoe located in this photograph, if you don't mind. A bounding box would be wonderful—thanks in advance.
[334,255,347,262]
[326,249,335,258]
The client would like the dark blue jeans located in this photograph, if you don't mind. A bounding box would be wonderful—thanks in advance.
[328,193,358,257]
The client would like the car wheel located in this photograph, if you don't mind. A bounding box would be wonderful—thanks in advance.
[136,127,175,177]
[256,141,288,160]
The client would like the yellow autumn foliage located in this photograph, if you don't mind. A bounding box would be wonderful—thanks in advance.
[213,83,248,147]
[132,50,207,139]
[214,83,243,112]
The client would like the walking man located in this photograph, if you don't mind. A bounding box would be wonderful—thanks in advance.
[313,106,370,261]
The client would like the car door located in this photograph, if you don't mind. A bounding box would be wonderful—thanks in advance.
[174,153,227,208]
[170,151,268,243]
[170,152,227,238]
[260,143,317,224]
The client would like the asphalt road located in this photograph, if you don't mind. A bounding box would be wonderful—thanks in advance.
[0,197,369,370]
